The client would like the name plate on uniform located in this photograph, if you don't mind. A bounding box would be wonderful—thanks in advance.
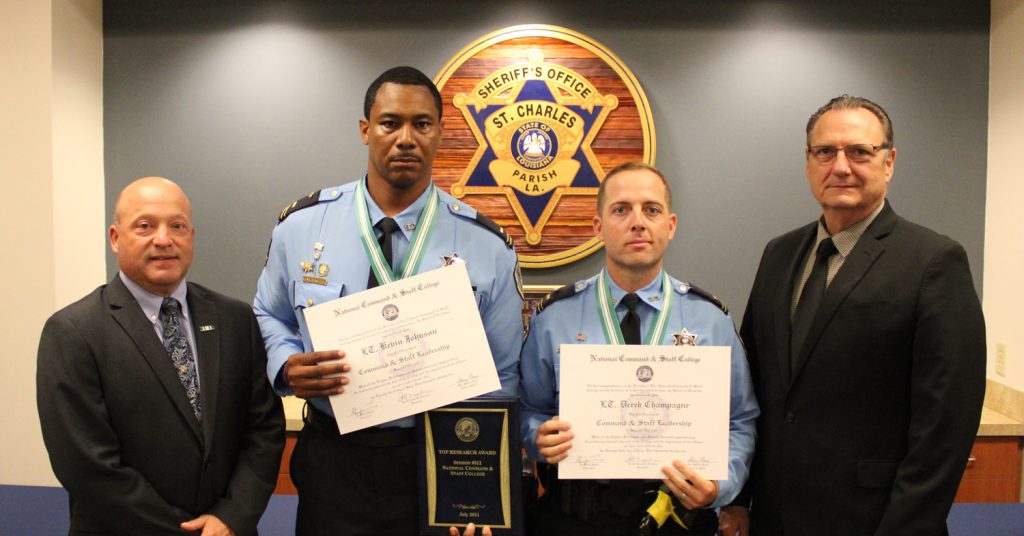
[417,397,523,535]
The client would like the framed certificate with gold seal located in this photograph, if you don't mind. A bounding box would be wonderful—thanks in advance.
[416,397,523,535]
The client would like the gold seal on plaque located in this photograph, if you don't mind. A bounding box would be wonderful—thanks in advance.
[434,25,656,268]
[454,417,481,442]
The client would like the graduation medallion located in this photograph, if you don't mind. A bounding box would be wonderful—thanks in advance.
[595,269,673,345]
[355,179,439,285]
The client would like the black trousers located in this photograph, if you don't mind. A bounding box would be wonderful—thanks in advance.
[535,480,719,536]
[291,408,419,536]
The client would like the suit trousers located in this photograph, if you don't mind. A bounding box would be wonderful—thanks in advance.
[291,409,418,536]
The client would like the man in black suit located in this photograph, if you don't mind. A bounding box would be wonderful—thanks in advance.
[718,96,985,536]
[37,177,284,535]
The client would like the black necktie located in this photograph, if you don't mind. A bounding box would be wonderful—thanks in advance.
[790,238,838,373]
[620,293,642,345]
[367,217,400,289]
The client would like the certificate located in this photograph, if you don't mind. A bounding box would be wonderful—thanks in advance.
[303,263,500,434]
[558,344,730,480]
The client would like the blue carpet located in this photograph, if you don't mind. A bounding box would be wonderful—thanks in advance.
[0,485,69,535]
[946,502,1024,536]
[0,485,297,535]
[1,485,1021,535]
[259,493,298,535]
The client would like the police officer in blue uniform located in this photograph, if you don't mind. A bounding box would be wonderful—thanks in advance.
[520,162,760,536]
[254,66,523,536]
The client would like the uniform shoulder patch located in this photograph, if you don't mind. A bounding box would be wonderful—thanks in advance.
[474,212,514,249]
[278,190,322,223]
[686,283,729,315]
[536,283,577,314]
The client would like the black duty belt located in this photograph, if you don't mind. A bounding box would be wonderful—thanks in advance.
[303,402,415,448]
[545,475,717,533]
[554,479,651,520]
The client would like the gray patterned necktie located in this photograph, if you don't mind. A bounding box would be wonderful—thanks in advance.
[159,298,202,420]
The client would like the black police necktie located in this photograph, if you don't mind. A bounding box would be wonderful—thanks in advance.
[620,292,642,345]
[790,238,838,374]
[159,298,201,420]
[609,292,646,512]
[367,217,400,289]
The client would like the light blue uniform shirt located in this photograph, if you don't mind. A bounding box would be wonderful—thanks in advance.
[254,177,524,428]
[519,270,760,508]
[119,272,200,387]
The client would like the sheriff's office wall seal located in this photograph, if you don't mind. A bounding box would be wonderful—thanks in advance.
[434,25,656,268]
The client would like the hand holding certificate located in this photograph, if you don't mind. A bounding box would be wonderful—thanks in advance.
[558,344,731,480]
[303,263,500,434]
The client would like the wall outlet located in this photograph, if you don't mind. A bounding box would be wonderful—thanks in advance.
[995,342,1007,377]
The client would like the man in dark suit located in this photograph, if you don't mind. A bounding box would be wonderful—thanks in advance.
[718,96,985,536]
[37,177,284,535]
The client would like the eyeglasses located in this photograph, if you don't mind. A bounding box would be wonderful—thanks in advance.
[807,144,890,165]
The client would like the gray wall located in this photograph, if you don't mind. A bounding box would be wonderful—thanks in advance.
[103,0,989,317]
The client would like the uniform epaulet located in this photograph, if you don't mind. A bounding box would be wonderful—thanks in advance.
[278,190,322,223]
[474,212,514,249]
[536,284,577,314]
[686,283,729,315]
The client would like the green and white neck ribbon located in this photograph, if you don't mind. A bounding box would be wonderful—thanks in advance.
[595,268,674,345]
[355,178,439,284]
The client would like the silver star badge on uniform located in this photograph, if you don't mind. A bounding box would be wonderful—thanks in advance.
[442,252,466,266]
[673,328,699,346]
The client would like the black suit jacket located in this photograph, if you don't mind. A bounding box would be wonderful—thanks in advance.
[740,203,985,536]
[37,277,284,535]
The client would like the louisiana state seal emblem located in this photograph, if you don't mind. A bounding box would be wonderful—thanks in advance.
[434,25,656,268]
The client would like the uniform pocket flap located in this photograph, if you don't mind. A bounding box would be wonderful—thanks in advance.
[291,280,344,309]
